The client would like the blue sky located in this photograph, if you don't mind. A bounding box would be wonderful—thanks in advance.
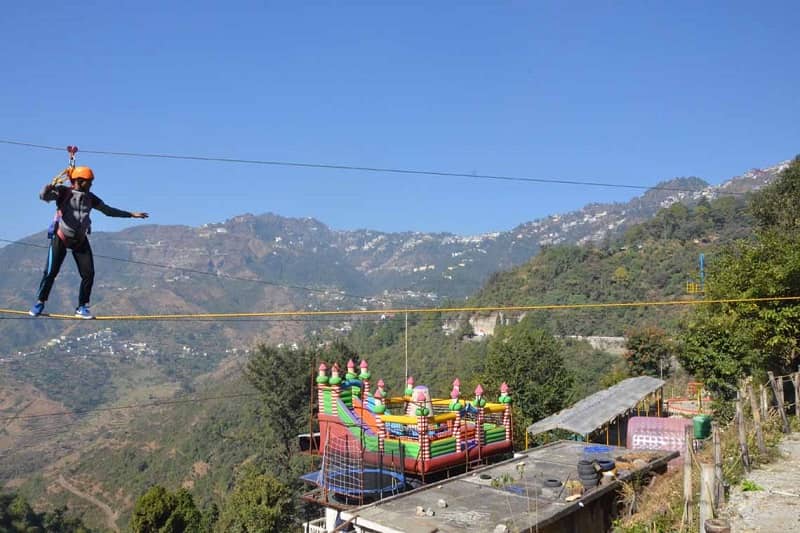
[2,1,798,242]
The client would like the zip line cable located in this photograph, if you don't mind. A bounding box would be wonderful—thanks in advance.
[0,295,798,321]
[0,138,734,195]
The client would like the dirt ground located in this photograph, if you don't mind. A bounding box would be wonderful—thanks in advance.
[720,431,800,532]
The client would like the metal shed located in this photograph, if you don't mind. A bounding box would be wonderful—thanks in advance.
[527,376,665,440]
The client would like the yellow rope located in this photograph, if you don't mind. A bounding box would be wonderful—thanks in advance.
[1,295,797,321]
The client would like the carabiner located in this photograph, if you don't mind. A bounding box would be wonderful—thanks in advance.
[67,145,79,168]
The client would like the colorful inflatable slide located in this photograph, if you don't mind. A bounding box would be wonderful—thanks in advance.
[315,360,513,476]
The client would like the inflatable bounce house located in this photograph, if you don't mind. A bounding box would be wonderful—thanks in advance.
[314,359,513,479]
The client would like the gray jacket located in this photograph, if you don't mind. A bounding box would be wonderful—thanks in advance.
[40,183,134,241]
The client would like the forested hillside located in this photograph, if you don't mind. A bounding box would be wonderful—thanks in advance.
[468,195,752,336]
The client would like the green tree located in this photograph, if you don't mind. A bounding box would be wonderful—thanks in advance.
[624,325,673,378]
[749,155,800,231]
[598,366,629,389]
[200,503,219,533]
[680,309,758,394]
[0,492,91,532]
[42,506,92,533]
[455,318,475,339]
[7,495,37,530]
[612,266,630,284]
[243,342,314,484]
[680,157,800,393]
[215,467,295,533]
[481,316,574,447]
[561,338,621,399]
[129,485,202,533]
[680,232,800,388]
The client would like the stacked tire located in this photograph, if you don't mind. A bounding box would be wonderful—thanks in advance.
[577,459,599,488]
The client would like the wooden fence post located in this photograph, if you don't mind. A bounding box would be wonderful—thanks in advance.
[736,391,750,473]
[768,371,791,434]
[700,463,715,531]
[794,367,800,419]
[683,425,694,530]
[712,422,724,508]
[747,382,767,455]
[760,384,768,421]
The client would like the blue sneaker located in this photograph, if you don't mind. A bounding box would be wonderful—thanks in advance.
[75,305,95,319]
[29,301,45,316]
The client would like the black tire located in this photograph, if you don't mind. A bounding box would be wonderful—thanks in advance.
[597,460,616,472]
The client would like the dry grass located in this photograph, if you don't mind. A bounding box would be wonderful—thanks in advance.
[614,401,797,533]
[615,469,683,531]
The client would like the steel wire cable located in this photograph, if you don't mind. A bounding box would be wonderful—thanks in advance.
[0,138,731,195]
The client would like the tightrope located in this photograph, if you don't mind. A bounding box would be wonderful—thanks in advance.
[1,295,797,321]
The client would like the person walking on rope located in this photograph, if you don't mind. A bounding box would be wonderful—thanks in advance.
[30,166,148,319]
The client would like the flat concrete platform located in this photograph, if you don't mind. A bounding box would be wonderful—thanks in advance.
[341,441,677,533]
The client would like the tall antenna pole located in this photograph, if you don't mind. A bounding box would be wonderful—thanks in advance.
[404,312,409,381]
[699,253,705,292]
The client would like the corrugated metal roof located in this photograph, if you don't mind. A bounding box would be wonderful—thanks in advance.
[526,376,665,437]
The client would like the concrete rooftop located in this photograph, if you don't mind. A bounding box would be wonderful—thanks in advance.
[341,440,677,533]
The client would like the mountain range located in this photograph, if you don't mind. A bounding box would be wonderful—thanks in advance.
[1,161,787,348]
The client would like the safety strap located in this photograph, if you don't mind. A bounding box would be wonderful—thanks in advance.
[55,225,85,249]
[47,209,62,239]
[47,146,81,247]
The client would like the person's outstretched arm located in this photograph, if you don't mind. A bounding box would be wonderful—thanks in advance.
[92,195,149,219]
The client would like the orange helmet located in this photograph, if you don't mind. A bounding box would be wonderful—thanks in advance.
[69,166,95,181]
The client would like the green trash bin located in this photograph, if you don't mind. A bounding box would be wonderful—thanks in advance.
[693,415,712,439]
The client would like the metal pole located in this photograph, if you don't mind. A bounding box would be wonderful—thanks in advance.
[404,312,408,382]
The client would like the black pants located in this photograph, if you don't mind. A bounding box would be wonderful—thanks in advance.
[36,235,95,307]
